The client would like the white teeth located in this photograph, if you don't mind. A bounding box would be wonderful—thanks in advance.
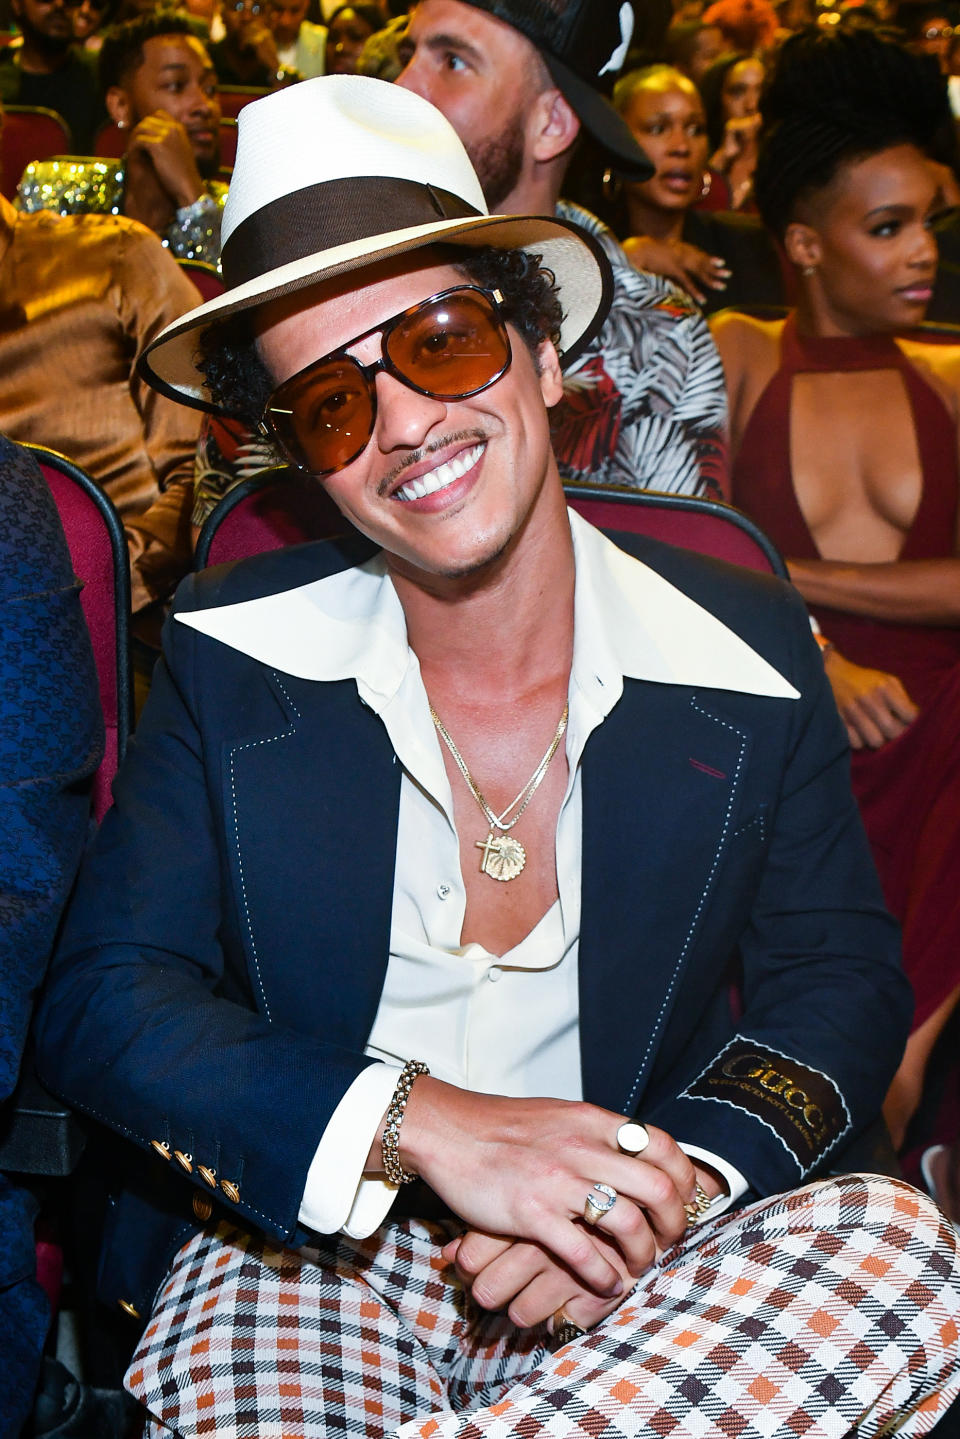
[395,442,484,502]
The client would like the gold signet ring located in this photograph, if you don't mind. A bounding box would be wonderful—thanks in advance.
[616,1121,650,1155]
[583,1182,617,1225]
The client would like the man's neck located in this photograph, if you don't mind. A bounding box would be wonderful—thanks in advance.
[391,486,576,701]
[17,37,70,74]
[499,165,562,220]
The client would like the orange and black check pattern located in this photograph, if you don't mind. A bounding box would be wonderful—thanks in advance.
[129,1175,960,1439]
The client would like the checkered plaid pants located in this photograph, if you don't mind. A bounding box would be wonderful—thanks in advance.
[127,1175,960,1439]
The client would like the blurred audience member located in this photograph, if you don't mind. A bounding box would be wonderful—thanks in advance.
[210,0,296,85]
[664,19,726,81]
[357,8,405,77]
[19,11,226,268]
[0,115,201,622]
[699,50,763,207]
[325,1,380,71]
[0,0,104,150]
[72,0,114,50]
[606,64,784,310]
[397,0,727,495]
[267,0,326,74]
[713,28,960,1152]
[772,0,815,32]
[703,0,778,50]
[0,436,102,1439]
[899,2,956,70]
[181,0,226,41]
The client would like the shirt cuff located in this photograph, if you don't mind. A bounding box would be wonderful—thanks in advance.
[298,1061,402,1237]
[678,1142,748,1220]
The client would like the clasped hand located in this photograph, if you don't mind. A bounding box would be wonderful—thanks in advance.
[400,1084,710,1332]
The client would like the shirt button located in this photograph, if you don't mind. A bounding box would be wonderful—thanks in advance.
[488,967,502,983]
[437,883,451,900]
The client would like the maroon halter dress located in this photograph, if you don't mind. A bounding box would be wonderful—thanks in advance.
[731,315,960,1030]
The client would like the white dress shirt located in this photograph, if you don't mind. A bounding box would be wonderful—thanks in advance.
[178,512,798,1237]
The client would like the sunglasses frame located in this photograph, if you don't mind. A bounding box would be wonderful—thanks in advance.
[260,285,511,476]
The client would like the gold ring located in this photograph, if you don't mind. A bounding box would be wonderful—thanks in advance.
[583,1182,617,1225]
[552,1308,588,1346]
[616,1121,650,1155]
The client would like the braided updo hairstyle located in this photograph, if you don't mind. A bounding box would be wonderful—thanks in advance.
[753,28,955,239]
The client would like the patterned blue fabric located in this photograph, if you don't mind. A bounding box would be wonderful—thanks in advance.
[0,435,102,1418]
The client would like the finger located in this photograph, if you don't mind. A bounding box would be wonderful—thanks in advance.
[844,702,886,749]
[681,277,708,304]
[453,1230,514,1280]
[845,720,864,750]
[559,1286,627,1334]
[614,1122,697,1202]
[856,691,911,742]
[468,1243,550,1313]
[533,1214,625,1297]
[883,681,919,724]
[588,1197,660,1274]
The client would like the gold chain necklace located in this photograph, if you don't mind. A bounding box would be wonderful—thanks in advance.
[430,703,569,882]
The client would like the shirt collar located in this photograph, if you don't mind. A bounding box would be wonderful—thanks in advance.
[175,510,798,702]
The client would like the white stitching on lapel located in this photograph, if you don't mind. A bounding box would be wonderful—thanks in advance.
[226,670,301,1024]
[625,695,747,1110]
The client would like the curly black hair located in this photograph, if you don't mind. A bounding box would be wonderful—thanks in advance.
[754,28,955,237]
[198,244,565,428]
[99,9,206,94]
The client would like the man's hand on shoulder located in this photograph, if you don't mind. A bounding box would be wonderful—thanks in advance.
[125,109,206,211]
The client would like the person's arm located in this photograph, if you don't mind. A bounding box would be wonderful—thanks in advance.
[646,580,909,1190]
[116,226,203,612]
[35,576,378,1245]
[787,555,960,625]
[0,439,103,1104]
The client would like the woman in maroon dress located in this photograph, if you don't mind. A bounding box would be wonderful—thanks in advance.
[712,28,960,1152]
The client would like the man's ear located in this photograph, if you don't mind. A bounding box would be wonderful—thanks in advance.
[537,337,564,408]
[527,87,580,165]
[105,85,133,127]
[783,220,822,273]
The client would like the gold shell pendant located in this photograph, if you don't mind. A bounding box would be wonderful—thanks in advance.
[476,833,526,881]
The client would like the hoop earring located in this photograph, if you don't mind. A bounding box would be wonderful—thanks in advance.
[601,166,622,205]
[699,170,712,202]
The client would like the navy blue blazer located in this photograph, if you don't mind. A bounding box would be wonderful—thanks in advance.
[37,529,909,1322]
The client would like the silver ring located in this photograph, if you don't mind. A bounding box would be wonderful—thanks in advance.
[583,1182,617,1225]
[616,1121,650,1155]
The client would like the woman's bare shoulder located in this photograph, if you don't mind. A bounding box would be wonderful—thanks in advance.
[709,309,784,362]
[899,335,960,418]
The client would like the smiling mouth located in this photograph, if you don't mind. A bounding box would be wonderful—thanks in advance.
[393,442,486,502]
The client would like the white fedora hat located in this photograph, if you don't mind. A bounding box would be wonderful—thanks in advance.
[140,74,613,411]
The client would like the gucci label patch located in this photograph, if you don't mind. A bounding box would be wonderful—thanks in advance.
[681,1038,850,1172]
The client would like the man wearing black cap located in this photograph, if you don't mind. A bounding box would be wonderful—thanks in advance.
[397,0,727,494]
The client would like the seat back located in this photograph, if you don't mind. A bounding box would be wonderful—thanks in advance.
[197,470,786,578]
[217,85,270,119]
[25,445,133,821]
[195,468,347,568]
[177,258,226,301]
[562,483,787,577]
[1,105,72,198]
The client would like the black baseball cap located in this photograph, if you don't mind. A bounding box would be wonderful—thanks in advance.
[459,0,654,180]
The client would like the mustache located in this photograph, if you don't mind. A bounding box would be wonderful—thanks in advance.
[377,428,489,497]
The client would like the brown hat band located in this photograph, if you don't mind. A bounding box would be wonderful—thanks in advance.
[220,177,483,290]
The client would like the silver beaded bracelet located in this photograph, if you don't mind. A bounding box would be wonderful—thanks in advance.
[381,1059,430,1186]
